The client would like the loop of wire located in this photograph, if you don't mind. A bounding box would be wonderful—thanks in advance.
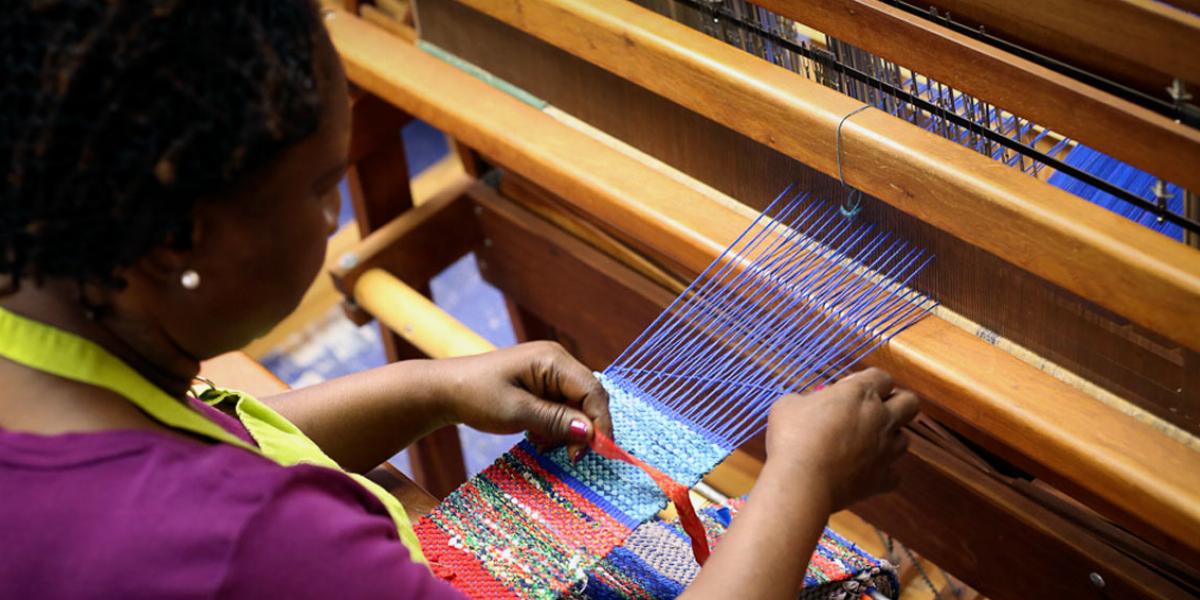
[836,104,871,218]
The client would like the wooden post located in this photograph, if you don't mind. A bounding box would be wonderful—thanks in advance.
[344,91,468,496]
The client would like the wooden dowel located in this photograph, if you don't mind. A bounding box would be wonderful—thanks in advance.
[353,268,497,357]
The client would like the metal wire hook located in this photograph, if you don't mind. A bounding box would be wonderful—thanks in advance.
[836,103,871,218]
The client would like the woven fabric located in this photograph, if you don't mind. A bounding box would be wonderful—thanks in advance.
[582,499,899,600]
[415,379,725,598]
[415,378,896,599]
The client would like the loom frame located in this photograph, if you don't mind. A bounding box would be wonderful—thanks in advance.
[320,1,1200,595]
[425,0,1200,355]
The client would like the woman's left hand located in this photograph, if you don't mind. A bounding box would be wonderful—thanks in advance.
[429,341,613,461]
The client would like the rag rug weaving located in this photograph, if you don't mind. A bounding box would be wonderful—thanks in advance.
[582,497,899,600]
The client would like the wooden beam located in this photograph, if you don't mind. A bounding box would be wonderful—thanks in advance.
[910,0,1200,93]
[330,177,477,297]
[752,0,1200,191]
[445,0,1200,353]
[322,10,1200,561]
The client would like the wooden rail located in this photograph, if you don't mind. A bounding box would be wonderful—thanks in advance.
[322,5,1200,561]
[913,0,1200,93]
[750,0,1200,193]
[444,0,1200,354]
[354,268,495,357]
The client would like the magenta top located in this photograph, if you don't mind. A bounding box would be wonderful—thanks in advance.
[0,397,463,599]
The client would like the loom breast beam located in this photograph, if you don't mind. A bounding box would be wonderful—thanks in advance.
[440,0,1200,354]
[318,8,1200,564]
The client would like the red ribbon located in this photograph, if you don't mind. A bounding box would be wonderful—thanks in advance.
[589,431,710,565]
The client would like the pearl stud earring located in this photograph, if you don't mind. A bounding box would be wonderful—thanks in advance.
[180,269,201,290]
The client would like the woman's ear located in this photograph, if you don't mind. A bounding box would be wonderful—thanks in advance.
[129,218,203,287]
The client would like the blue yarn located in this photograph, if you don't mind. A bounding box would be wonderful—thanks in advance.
[602,192,935,450]
[1047,143,1184,240]
[537,379,726,524]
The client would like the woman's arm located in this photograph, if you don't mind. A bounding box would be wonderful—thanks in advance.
[261,341,612,473]
[682,368,917,600]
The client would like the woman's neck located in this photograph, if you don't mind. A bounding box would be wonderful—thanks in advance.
[0,283,199,398]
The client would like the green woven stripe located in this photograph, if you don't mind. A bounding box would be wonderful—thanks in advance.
[417,40,548,109]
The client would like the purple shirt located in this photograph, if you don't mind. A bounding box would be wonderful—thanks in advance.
[0,398,463,599]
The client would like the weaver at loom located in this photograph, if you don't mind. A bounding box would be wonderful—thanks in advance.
[0,2,925,598]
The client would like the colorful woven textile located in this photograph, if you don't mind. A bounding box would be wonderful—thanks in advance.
[414,378,897,599]
[583,499,899,600]
[416,376,725,599]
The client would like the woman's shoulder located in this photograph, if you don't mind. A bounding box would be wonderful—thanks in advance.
[0,429,460,598]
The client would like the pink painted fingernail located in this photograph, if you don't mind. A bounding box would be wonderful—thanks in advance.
[569,418,590,442]
[572,447,589,464]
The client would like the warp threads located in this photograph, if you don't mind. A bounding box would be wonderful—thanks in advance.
[417,192,930,598]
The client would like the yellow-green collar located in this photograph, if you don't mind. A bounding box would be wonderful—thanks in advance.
[0,306,254,452]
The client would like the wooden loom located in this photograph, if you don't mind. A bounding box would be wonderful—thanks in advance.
[320,1,1200,598]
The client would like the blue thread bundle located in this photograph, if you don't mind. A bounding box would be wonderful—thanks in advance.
[604,189,936,451]
[1047,143,1184,240]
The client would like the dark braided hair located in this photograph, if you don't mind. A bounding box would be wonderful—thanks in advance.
[0,0,325,295]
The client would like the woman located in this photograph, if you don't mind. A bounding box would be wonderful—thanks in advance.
[0,1,917,598]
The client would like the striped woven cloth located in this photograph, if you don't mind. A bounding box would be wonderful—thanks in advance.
[415,380,898,599]
[583,498,899,600]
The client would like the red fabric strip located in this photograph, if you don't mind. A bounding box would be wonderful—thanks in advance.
[589,431,711,565]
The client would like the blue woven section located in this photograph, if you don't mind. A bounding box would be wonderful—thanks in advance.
[622,521,702,584]
[593,547,687,599]
[536,375,727,524]
[1048,143,1184,240]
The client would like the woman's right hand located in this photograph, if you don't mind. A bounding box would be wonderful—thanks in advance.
[765,367,918,511]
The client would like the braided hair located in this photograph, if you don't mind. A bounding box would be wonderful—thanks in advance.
[0,0,325,295]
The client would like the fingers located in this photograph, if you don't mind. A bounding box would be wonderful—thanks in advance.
[847,367,894,399]
[508,387,594,450]
[526,341,614,440]
[882,389,920,432]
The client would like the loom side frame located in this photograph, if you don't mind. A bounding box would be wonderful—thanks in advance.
[322,6,1200,566]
